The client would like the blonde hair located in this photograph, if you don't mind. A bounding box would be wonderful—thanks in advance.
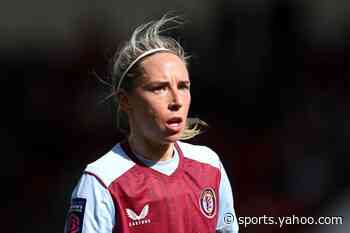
[111,14,207,140]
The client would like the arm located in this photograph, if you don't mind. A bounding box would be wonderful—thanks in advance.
[64,173,115,233]
[216,162,239,233]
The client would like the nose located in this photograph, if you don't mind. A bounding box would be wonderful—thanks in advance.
[168,88,182,111]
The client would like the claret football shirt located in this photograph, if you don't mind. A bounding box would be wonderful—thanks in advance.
[64,141,239,233]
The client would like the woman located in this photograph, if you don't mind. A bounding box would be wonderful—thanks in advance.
[64,14,239,233]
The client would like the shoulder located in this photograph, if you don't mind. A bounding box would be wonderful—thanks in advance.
[84,143,135,187]
[177,141,221,169]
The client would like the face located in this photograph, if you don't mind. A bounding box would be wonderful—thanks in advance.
[122,52,191,145]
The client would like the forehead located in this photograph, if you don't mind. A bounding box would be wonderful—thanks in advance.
[139,52,189,81]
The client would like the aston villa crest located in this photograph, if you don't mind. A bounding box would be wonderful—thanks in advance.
[199,188,217,218]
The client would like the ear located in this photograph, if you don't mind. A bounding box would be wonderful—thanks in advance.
[117,90,131,113]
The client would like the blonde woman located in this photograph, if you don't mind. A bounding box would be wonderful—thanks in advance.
[64,14,239,233]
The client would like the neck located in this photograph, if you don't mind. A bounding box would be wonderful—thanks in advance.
[128,135,174,161]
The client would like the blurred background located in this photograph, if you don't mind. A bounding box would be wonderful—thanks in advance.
[5,0,349,232]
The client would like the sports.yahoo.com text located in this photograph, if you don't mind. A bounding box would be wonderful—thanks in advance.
[238,214,344,228]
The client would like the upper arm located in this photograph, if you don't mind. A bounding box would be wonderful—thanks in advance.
[64,173,115,233]
[216,160,239,233]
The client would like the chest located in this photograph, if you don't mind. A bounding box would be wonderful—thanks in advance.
[109,163,220,233]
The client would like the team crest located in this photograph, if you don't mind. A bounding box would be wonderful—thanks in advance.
[65,198,86,233]
[199,188,216,218]
[126,204,151,227]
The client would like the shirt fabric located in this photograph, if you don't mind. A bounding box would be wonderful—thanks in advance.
[64,141,239,233]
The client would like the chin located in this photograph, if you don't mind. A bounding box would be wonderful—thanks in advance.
[161,132,182,144]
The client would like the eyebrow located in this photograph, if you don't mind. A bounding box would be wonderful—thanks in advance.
[144,80,191,86]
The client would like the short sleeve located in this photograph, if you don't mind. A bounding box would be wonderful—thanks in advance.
[64,173,115,233]
[216,161,239,233]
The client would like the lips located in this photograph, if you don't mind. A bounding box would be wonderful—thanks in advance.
[165,117,183,132]
[166,117,182,124]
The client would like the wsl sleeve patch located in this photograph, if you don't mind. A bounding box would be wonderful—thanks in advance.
[65,198,86,233]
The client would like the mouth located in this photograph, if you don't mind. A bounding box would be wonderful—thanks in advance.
[165,117,183,132]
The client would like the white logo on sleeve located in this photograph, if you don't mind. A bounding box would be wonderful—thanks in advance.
[126,204,151,227]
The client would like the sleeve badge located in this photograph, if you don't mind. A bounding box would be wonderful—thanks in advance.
[65,198,86,233]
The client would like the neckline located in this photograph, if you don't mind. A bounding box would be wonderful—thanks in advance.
[134,149,178,167]
[120,140,184,179]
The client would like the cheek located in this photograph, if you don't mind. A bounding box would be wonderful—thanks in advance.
[147,99,168,119]
[134,96,166,121]
[184,92,191,110]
